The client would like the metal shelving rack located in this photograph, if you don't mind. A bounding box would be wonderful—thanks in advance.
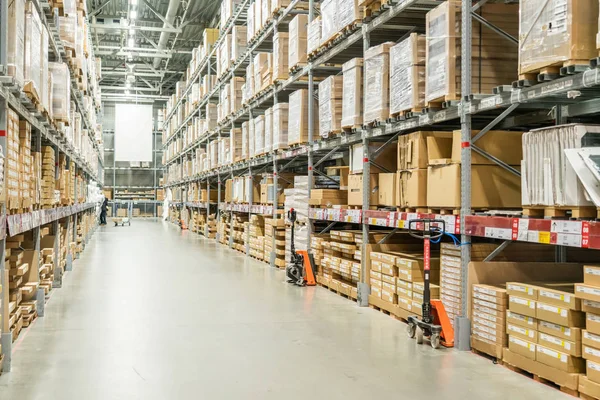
[161,0,600,351]
[0,0,104,370]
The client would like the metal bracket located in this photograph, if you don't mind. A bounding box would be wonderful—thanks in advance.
[483,240,511,261]
[472,145,521,176]
[371,131,402,160]
[472,103,520,143]
[313,169,340,185]
[377,229,398,244]
[320,222,337,234]
[313,146,340,168]
[471,12,518,45]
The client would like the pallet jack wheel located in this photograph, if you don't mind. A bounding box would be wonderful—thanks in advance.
[407,323,416,339]
[430,333,441,349]
[416,328,424,345]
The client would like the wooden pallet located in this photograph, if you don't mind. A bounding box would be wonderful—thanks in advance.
[288,63,307,74]
[362,0,388,19]
[427,208,460,215]
[503,361,578,397]
[341,123,362,133]
[389,107,424,120]
[398,207,429,213]
[523,206,598,219]
[515,59,590,87]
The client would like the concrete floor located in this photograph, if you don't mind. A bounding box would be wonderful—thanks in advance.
[0,220,572,399]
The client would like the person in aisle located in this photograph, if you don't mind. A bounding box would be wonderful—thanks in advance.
[100,197,108,225]
[163,188,172,221]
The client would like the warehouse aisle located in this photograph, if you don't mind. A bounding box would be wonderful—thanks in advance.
[0,220,571,399]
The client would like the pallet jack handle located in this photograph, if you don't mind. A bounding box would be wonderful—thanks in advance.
[407,219,446,240]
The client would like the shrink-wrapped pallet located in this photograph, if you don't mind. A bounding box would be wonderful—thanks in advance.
[25,3,42,101]
[191,83,200,105]
[209,140,218,169]
[307,17,322,55]
[521,0,597,75]
[265,107,273,152]
[245,62,255,100]
[390,33,426,116]
[338,0,360,30]
[232,25,248,62]
[254,52,271,91]
[261,0,271,27]
[288,89,316,145]
[522,124,600,207]
[8,0,26,87]
[273,103,289,150]
[49,62,71,122]
[255,115,265,156]
[289,14,309,68]
[249,117,256,157]
[341,58,363,128]
[218,34,232,79]
[218,136,231,166]
[273,32,289,82]
[40,25,50,112]
[321,0,337,44]
[425,1,518,104]
[242,121,250,159]
[202,28,219,53]
[271,0,291,13]
[230,128,243,162]
[202,74,216,97]
[247,2,255,42]
[318,75,343,138]
[230,77,244,114]
[206,103,218,131]
[220,0,243,29]
[364,42,394,124]
[59,15,77,49]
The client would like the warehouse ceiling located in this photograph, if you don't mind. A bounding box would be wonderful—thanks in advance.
[87,0,220,101]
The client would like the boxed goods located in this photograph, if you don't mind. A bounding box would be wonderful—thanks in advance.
[307,17,322,55]
[272,32,289,82]
[288,89,316,146]
[341,58,363,128]
[272,103,289,150]
[318,76,343,138]
[24,3,43,101]
[390,33,426,116]
[231,25,248,62]
[348,174,378,206]
[364,42,394,124]
[289,14,308,69]
[8,0,26,86]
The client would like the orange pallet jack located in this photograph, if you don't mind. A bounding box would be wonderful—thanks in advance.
[407,219,454,349]
[285,209,316,286]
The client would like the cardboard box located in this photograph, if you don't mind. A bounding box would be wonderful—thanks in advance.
[537,344,585,373]
[397,294,412,311]
[397,169,427,208]
[397,131,453,170]
[584,344,600,364]
[536,301,585,327]
[427,163,521,208]
[504,348,580,391]
[508,336,536,360]
[585,265,600,287]
[584,300,600,315]
[364,42,394,124]
[508,296,536,318]
[378,173,396,206]
[584,330,600,351]
[588,313,600,335]
[506,310,537,330]
[507,282,539,301]
[350,143,397,174]
[538,285,580,310]
[451,130,523,165]
[588,361,600,384]
[341,58,363,128]
[538,320,582,342]
[581,375,600,398]
[538,332,580,357]
[347,174,378,206]
[507,322,537,342]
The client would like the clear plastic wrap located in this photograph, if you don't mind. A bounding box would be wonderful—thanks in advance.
[221,0,242,29]
[318,75,343,138]
[254,0,263,34]
[273,32,289,82]
[519,0,597,74]
[255,115,265,155]
[8,0,25,86]
[272,103,289,150]
[191,83,200,105]
[288,89,316,145]
[254,52,270,92]
[242,121,249,159]
[232,25,248,62]
[390,33,426,115]
[338,0,360,29]
[218,136,231,166]
[230,128,243,162]
[262,0,270,28]
[249,117,255,157]
[59,14,77,49]
[245,62,255,99]
[41,24,50,112]
[264,107,273,151]
[218,34,232,79]
[364,42,393,124]
[341,58,363,128]
[307,17,322,55]
[425,2,452,103]
[206,103,218,131]
[202,28,219,52]
[25,4,42,99]
[230,77,244,114]
[49,62,71,121]
[321,0,337,44]
[271,0,291,13]
[247,2,255,42]
[209,140,218,169]
[288,14,308,68]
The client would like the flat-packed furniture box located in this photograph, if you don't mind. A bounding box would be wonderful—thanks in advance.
[318,75,343,138]
[390,33,426,116]
[288,89,316,146]
[425,1,518,105]
[349,142,397,174]
[348,174,378,206]
[471,284,507,359]
[273,103,289,150]
[289,14,309,69]
[341,58,363,129]
[272,32,289,82]
[231,25,247,62]
[396,169,427,208]
[378,173,396,206]
[8,0,26,86]
[520,0,597,76]
[364,42,394,124]
[307,17,322,55]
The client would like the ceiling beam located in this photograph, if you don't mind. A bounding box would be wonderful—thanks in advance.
[101,85,160,92]
[90,23,182,34]
[142,0,176,30]
[90,0,114,17]
[95,50,174,58]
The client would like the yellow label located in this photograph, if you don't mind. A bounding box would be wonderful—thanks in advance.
[397,220,405,229]
[539,231,551,244]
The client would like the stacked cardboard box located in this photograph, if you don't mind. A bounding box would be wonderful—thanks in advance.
[364,42,394,124]
[310,234,329,268]
[318,75,343,138]
[272,32,289,83]
[41,146,57,208]
[397,252,440,316]
[504,282,585,386]
[319,231,361,299]
[471,284,508,359]
[577,266,600,397]
[425,2,518,105]
[264,218,286,268]
[248,215,265,259]
[6,109,21,211]
[390,33,425,116]
[307,17,321,55]
[288,14,308,70]
[347,143,397,207]
[272,103,289,151]
[341,58,363,129]
[426,130,522,209]
[19,120,32,210]
[288,89,317,146]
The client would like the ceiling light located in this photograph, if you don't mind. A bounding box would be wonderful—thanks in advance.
[125,82,131,88]
[128,37,134,47]
[129,10,137,20]
[130,0,137,4]
[129,27,135,35]
[125,90,130,95]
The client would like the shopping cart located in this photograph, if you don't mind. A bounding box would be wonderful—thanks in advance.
[112,201,133,227]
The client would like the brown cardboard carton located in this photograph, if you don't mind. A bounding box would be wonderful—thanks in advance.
[576,284,600,303]
[451,130,523,165]
[350,143,397,174]
[505,349,580,391]
[538,320,582,342]
[397,131,453,169]
[585,265,600,287]
[396,286,413,299]
[588,361,600,384]
[396,169,427,208]
[537,284,580,310]
[506,310,537,330]
[378,173,396,206]
[538,332,580,357]
[584,330,600,351]
[580,375,600,398]
[472,284,507,304]
[473,307,505,326]
[381,274,396,286]
[507,282,539,301]
[473,315,504,337]
[536,301,585,327]
[473,321,507,344]
[588,313,600,335]
[536,344,585,373]
[508,336,536,360]
[507,322,537,342]
[508,296,536,318]
[347,174,379,206]
[584,344,600,364]
[397,294,412,312]
[583,299,600,315]
[427,164,521,208]
[413,282,439,297]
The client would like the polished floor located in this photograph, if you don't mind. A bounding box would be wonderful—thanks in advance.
[0,220,572,399]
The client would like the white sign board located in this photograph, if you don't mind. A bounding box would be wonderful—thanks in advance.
[115,104,153,162]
